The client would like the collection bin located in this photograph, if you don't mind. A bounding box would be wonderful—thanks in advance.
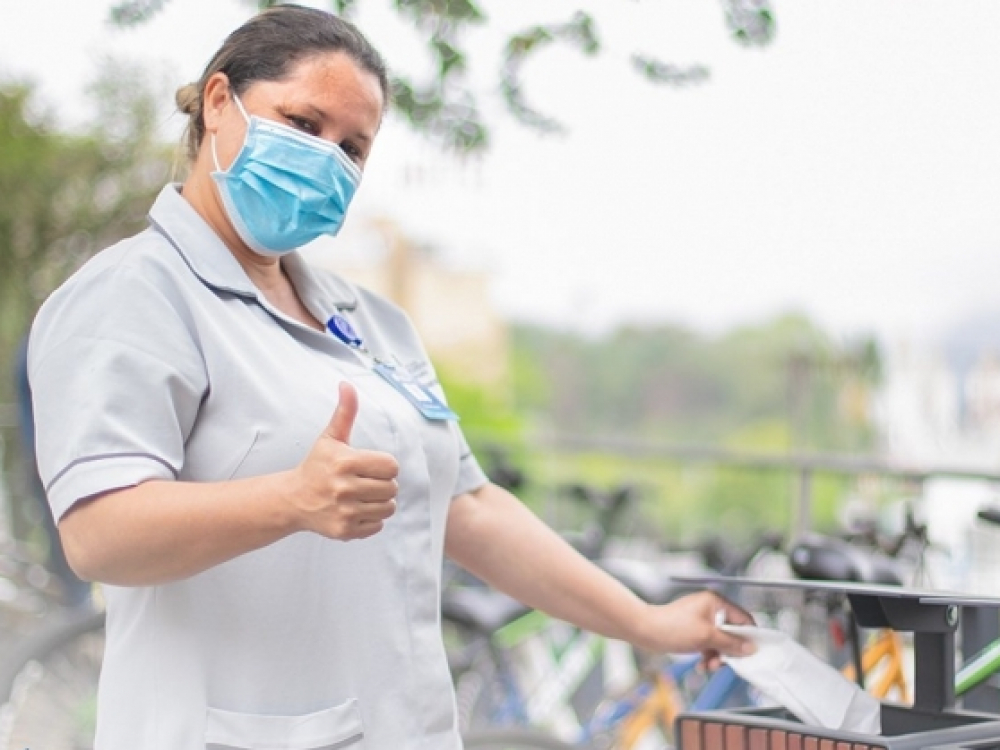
[677,703,1000,749]
[671,576,1000,750]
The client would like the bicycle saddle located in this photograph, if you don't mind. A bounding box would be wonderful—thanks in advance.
[788,533,903,586]
[977,506,1000,527]
[440,586,531,635]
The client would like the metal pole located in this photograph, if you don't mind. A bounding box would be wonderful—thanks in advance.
[794,468,813,538]
[914,630,956,712]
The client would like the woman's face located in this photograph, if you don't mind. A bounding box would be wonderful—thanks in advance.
[205,51,385,173]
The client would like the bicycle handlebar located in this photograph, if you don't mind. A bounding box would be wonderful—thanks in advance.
[556,481,640,560]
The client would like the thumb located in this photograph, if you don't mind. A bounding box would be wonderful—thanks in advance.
[326,381,359,444]
[713,629,757,658]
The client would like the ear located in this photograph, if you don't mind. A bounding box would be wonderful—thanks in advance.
[202,72,233,135]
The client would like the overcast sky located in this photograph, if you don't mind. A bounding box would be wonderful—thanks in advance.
[2,0,999,344]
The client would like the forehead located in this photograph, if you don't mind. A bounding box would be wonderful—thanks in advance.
[250,52,384,131]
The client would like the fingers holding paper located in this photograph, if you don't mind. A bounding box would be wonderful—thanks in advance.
[638,590,756,669]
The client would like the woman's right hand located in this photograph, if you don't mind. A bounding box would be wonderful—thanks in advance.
[287,381,399,540]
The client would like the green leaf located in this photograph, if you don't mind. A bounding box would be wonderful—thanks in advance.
[431,36,467,79]
[107,0,170,26]
[499,11,602,133]
[722,0,778,47]
[630,55,711,87]
[393,0,486,28]
[332,0,358,16]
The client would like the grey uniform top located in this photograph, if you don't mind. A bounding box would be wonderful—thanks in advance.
[28,185,489,750]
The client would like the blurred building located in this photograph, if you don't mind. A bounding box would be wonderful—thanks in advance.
[874,332,1000,593]
[302,217,508,386]
[876,331,1000,465]
[966,351,1000,437]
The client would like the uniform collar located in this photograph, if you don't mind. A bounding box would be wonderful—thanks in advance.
[148,184,358,311]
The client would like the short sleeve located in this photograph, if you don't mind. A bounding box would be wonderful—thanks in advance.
[451,424,489,498]
[411,355,488,498]
[28,261,207,522]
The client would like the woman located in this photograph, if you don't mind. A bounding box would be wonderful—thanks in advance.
[28,5,753,748]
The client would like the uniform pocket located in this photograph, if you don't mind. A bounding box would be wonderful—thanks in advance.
[205,699,364,750]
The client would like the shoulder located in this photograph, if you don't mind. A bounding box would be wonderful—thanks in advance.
[30,228,199,368]
[39,227,190,315]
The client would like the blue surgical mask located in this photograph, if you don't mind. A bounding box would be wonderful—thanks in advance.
[211,95,362,256]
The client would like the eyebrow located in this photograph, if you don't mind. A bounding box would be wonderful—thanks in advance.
[306,103,373,144]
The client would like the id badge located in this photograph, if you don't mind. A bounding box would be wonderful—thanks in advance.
[373,362,459,421]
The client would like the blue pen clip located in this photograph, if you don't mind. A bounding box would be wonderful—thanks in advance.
[327,314,364,348]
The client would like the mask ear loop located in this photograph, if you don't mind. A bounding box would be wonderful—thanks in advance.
[211,93,251,173]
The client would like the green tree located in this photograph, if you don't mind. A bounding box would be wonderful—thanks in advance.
[509,312,883,452]
[507,315,884,544]
[0,58,172,399]
[107,0,777,150]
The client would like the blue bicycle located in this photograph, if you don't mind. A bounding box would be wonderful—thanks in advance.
[444,581,760,749]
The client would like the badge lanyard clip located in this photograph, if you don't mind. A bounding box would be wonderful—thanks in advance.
[327,314,458,422]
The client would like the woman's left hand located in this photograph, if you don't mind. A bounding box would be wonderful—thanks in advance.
[636,590,756,669]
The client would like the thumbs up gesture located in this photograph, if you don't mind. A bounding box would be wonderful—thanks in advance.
[289,381,399,541]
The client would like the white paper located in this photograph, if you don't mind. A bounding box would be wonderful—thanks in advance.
[720,623,882,735]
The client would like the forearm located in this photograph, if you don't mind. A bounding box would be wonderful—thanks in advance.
[445,483,654,648]
[59,473,297,586]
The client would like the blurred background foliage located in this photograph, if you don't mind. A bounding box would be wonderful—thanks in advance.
[509,314,881,450]
[0,60,172,403]
[454,314,883,546]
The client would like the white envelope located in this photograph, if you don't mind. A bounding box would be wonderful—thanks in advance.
[720,623,882,735]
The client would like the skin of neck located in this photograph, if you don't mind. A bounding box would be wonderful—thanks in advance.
[180,154,286,294]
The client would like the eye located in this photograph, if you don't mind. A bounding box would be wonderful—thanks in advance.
[340,141,365,165]
[286,114,319,136]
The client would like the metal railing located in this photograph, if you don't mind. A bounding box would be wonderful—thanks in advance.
[532,432,1000,539]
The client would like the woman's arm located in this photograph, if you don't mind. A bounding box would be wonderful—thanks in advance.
[445,482,754,658]
[58,383,398,586]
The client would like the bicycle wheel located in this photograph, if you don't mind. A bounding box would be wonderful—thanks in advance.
[0,606,105,750]
[446,617,530,731]
[446,612,606,735]
[463,728,579,750]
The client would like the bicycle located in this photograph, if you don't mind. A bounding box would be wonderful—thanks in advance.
[445,480,665,737]
[444,479,654,731]
[447,529,786,748]
[784,501,944,706]
[446,583,754,749]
